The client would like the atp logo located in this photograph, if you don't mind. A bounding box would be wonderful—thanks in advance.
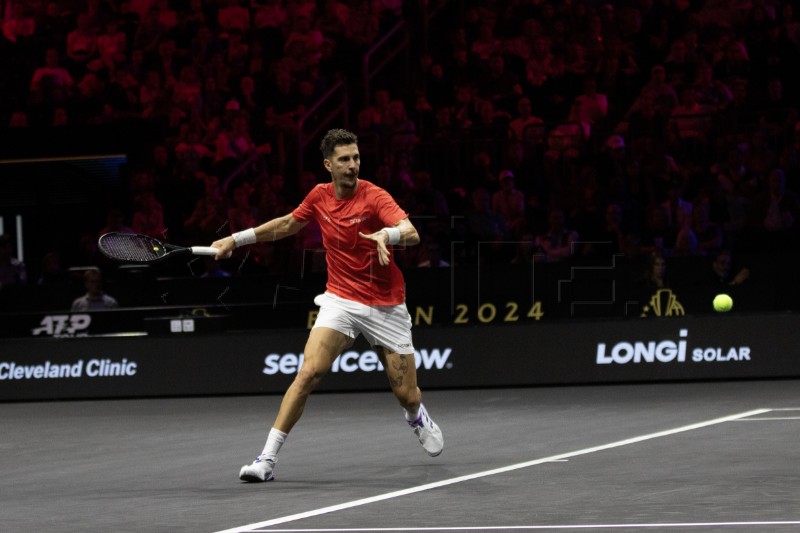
[31,314,92,337]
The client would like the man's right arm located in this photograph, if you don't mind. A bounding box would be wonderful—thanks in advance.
[212,213,309,259]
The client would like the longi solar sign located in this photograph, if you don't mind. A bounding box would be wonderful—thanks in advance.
[596,328,752,365]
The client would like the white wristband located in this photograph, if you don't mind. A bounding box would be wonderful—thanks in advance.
[232,228,257,248]
[383,227,401,245]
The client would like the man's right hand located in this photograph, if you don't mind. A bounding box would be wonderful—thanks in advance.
[212,236,235,260]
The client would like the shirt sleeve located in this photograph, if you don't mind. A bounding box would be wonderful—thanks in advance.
[292,185,320,222]
[373,186,408,226]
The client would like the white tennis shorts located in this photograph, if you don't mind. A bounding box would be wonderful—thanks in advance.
[312,292,415,355]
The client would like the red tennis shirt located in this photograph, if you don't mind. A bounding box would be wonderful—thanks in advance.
[292,180,409,306]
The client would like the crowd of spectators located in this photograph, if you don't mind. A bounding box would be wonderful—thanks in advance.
[2,0,800,308]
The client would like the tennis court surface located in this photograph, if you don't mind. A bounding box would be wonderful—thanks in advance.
[2,379,798,532]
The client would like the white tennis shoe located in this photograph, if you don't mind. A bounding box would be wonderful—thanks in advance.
[406,403,443,457]
[239,455,275,482]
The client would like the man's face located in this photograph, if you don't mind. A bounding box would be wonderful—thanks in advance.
[714,255,731,276]
[324,144,360,192]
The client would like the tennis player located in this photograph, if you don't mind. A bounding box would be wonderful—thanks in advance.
[212,128,444,482]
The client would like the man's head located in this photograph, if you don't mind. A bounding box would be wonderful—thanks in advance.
[83,268,104,297]
[321,129,360,196]
[320,128,358,159]
[713,250,733,277]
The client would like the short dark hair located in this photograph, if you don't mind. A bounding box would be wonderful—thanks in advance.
[320,129,358,159]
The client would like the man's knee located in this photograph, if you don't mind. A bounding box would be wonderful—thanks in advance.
[294,364,326,393]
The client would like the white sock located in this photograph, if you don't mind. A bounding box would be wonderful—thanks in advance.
[404,405,420,422]
[260,428,287,461]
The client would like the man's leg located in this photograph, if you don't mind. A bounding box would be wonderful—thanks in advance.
[273,327,352,432]
[381,349,444,457]
[239,327,352,482]
[381,349,421,411]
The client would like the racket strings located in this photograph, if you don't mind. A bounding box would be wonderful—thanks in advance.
[99,233,166,262]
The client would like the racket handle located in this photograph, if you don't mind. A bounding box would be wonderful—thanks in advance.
[191,246,220,256]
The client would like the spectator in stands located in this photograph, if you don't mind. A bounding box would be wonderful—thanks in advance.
[677,201,723,257]
[381,99,417,156]
[184,173,226,244]
[466,187,511,263]
[0,234,27,290]
[315,0,348,41]
[573,77,609,132]
[8,111,28,128]
[744,128,778,182]
[524,35,554,91]
[746,167,800,249]
[410,94,436,135]
[67,13,98,67]
[638,64,678,120]
[213,112,256,177]
[51,107,69,127]
[638,203,678,257]
[534,207,579,263]
[471,99,510,140]
[632,251,670,316]
[134,6,168,54]
[138,70,165,118]
[415,236,449,268]
[408,170,449,241]
[227,183,259,234]
[131,192,166,239]
[705,248,750,288]
[692,62,732,111]
[716,145,758,233]
[29,48,74,106]
[98,207,133,238]
[342,0,379,61]
[662,179,693,234]
[510,231,537,266]
[2,1,35,44]
[714,40,751,87]
[470,22,501,64]
[669,87,711,157]
[218,0,250,34]
[477,53,521,114]
[492,170,526,237]
[508,96,544,144]
[664,38,699,91]
[36,251,68,286]
[595,202,633,257]
[95,18,127,71]
[71,268,118,311]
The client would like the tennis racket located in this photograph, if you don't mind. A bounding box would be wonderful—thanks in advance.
[98,232,219,264]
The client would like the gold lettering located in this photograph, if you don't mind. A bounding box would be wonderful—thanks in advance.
[414,306,433,326]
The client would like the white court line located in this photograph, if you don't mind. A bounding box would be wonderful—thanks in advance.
[248,522,800,531]
[732,417,800,421]
[215,409,770,533]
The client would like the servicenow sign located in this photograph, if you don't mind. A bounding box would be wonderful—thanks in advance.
[263,348,453,376]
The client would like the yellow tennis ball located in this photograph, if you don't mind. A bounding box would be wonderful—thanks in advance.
[713,293,733,312]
